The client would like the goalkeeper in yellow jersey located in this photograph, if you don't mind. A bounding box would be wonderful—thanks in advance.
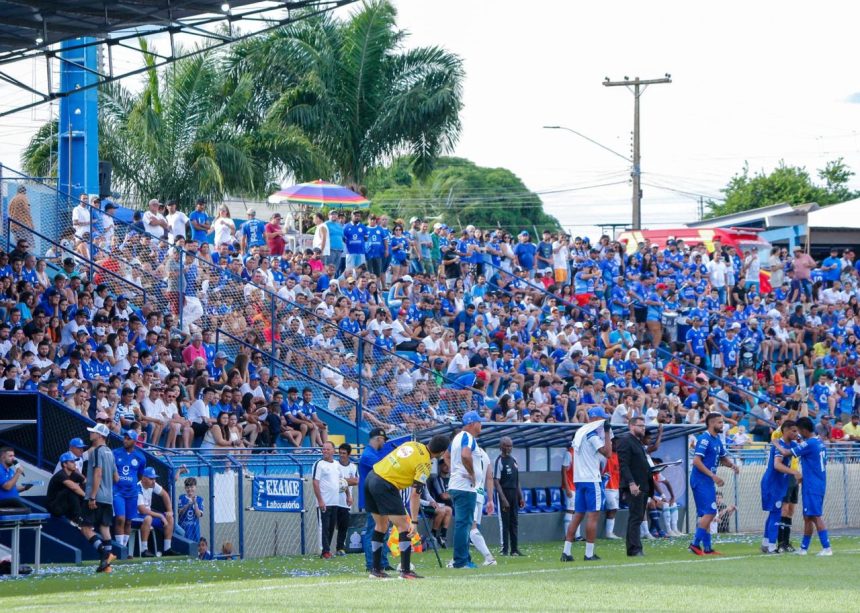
[366,435,450,580]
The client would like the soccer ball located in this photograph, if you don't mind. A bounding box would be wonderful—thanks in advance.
[339,478,348,493]
[397,561,416,572]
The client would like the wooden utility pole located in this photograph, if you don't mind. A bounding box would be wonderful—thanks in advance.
[603,75,671,230]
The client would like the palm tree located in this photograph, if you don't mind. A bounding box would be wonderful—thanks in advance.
[228,0,464,186]
[22,40,323,208]
[98,40,322,208]
[21,120,59,178]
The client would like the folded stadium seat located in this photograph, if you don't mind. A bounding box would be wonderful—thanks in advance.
[519,488,536,514]
[547,487,564,512]
[534,487,551,513]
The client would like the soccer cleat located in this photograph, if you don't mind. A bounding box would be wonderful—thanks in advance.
[383,565,397,571]
[141,550,156,558]
[794,549,808,556]
[105,553,117,565]
[817,548,833,557]
[321,551,332,559]
[688,544,704,556]
[584,554,601,561]
[482,557,497,566]
[606,533,622,540]
[162,549,181,557]
[446,560,455,568]
[369,569,390,579]
[510,550,525,557]
[438,538,447,549]
[760,545,770,554]
[499,551,509,556]
[399,570,424,580]
[779,544,796,553]
[335,550,347,557]
[703,549,722,556]
[560,553,575,562]
[574,535,585,542]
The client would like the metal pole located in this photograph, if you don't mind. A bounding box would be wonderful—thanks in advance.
[270,296,276,372]
[356,341,364,443]
[632,83,641,231]
[732,460,740,533]
[36,394,43,468]
[209,464,216,558]
[300,466,306,555]
[843,454,849,527]
[178,249,185,332]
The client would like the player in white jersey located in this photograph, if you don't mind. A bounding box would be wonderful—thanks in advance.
[470,446,496,566]
[561,408,612,562]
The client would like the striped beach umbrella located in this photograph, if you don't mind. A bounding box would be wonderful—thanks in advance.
[270,180,370,209]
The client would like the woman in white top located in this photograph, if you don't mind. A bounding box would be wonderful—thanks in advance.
[35,259,50,288]
[211,205,236,248]
[201,411,233,453]
[312,212,330,256]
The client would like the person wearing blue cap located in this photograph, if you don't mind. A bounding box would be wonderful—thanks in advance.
[47,451,87,524]
[137,466,180,557]
[448,410,483,569]
[561,408,613,562]
[54,437,86,474]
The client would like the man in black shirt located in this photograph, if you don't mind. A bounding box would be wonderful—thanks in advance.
[493,437,524,555]
[47,452,86,524]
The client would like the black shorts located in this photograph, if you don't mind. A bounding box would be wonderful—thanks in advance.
[782,476,799,505]
[191,422,209,438]
[81,501,114,528]
[364,472,406,516]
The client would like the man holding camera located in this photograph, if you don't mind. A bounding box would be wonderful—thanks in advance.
[561,408,613,562]
[0,447,33,513]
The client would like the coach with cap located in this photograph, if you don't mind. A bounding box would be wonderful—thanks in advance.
[616,415,653,557]
[449,410,483,569]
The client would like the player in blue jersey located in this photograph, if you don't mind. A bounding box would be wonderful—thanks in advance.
[759,420,802,554]
[112,428,146,553]
[689,413,740,556]
[790,417,832,556]
[178,476,204,543]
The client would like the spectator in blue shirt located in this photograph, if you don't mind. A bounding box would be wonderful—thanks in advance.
[239,209,266,254]
[513,231,537,278]
[189,199,211,243]
[821,248,842,286]
[342,210,368,278]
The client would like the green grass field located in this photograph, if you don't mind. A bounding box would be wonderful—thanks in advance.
[2,536,858,612]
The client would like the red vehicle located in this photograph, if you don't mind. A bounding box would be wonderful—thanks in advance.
[617,227,773,292]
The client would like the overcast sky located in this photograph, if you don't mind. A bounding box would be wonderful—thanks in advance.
[0,0,858,237]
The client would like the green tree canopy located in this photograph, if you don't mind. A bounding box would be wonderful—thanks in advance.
[227,0,464,186]
[707,158,859,218]
[367,156,561,233]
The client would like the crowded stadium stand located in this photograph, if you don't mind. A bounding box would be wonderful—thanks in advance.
[3,161,860,570]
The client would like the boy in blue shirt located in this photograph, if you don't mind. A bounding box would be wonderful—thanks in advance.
[689,412,740,556]
[790,417,832,555]
[178,477,204,543]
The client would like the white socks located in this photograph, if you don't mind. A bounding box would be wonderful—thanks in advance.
[164,538,172,551]
[605,518,616,538]
[585,542,595,558]
[470,529,490,559]
[563,541,572,556]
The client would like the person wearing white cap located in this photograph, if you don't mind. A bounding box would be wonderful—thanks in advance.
[82,422,118,572]
[240,208,267,254]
